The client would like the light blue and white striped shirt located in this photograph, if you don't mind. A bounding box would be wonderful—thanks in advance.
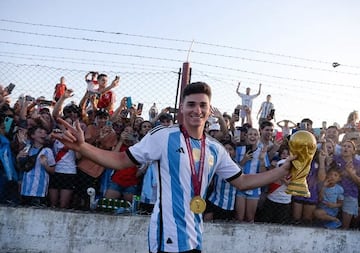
[128,125,241,252]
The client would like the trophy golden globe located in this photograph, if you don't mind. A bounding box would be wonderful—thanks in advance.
[285,130,317,197]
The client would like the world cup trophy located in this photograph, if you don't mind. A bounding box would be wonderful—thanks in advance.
[285,130,317,197]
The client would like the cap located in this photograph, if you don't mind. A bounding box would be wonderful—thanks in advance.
[209,123,220,131]
[96,108,109,117]
[159,113,173,122]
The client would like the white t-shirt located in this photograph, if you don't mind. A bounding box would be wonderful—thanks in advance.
[53,140,77,174]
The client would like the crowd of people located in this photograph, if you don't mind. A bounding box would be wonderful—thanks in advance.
[0,74,359,234]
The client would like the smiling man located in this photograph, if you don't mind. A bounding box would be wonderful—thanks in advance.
[53,82,293,253]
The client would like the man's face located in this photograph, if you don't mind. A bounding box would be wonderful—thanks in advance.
[98,76,108,88]
[260,126,274,141]
[180,93,211,129]
[326,128,339,141]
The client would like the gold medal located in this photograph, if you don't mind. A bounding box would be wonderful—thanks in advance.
[190,196,207,214]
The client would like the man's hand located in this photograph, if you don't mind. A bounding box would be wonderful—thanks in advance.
[280,155,296,175]
[51,118,85,152]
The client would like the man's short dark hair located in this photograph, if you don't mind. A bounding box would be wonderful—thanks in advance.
[182,82,212,100]
[301,118,313,125]
[97,73,108,81]
[259,120,273,130]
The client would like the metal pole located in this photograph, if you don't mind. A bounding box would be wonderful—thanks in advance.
[173,67,182,123]
[177,62,190,124]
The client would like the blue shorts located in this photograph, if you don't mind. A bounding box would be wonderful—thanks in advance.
[236,188,260,200]
[107,181,137,195]
[342,196,358,216]
[321,205,339,217]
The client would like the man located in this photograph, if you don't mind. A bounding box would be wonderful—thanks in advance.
[53,82,293,253]
[257,94,275,126]
[259,120,280,161]
[236,82,261,125]
[95,74,119,115]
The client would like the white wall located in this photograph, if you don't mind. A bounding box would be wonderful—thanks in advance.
[1,207,359,253]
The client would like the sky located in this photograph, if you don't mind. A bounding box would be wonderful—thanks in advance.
[0,0,359,129]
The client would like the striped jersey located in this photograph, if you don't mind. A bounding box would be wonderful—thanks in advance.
[21,146,56,197]
[235,144,270,195]
[128,125,241,252]
[207,173,236,210]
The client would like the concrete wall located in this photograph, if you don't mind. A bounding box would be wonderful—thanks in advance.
[1,206,359,253]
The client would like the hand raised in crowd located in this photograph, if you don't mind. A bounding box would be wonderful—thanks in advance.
[259,144,268,160]
[319,149,327,162]
[111,76,120,88]
[211,106,222,118]
[51,118,85,152]
[272,138,283,150]
[241,150,253,165]
[99,123,115,139]
[63,88,74,99]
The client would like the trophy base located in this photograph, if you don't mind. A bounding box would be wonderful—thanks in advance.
[285,182,310,198]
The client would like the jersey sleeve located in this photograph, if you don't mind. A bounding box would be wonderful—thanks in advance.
[215,145,242,182]
[42,147,56,167]
[127,126,165,165]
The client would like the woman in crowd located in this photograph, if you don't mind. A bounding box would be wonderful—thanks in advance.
[104,126,139,203]
[333,140,360,229]
[234,127,270,222]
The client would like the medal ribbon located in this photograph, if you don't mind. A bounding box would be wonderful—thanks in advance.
[181,126,206,196]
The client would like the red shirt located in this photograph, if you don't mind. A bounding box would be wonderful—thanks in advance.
[54,83,67,100]
[97,91,114,112]
[111,144,138,187]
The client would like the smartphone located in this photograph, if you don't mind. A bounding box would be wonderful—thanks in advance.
[234,126,241,138]
[5,83,16,94]
[137,103,143,115]
[275,131,283,142]
[245,144,253,154]
[234,108,240,122]
[267,109,275,120]
[4,116,13,133]
[126,97,132,109]
[234,108,240,116]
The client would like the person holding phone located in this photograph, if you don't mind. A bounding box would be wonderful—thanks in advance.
[235,127,271,222]
[94,74,120,115]
[53,76,67,102]
[257,94,275,126]
[236,82,261,125]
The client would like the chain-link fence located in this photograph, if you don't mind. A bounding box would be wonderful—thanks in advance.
[0,61,359,230]
[0,61,182,116]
